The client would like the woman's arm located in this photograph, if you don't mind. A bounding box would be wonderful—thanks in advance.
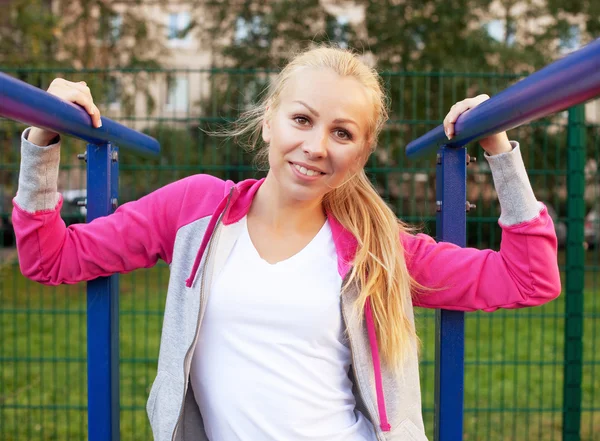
[12,78,227,285]
[405,94,560,310]
[13,128,187,285]
[405,142,561,311]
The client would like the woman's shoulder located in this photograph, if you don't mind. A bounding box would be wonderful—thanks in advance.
[159,173,233,200]
[131,174,234,227]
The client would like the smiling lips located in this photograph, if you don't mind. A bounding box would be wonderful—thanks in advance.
[291,162,325,177]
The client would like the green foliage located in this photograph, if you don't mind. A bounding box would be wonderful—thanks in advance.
[0,0,61,68]
[0,0,168,69]
[202,0,345,69]
[199,0,597,73]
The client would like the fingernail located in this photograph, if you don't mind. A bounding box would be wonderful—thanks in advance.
[97,120,102,128]
[445,128,451,139]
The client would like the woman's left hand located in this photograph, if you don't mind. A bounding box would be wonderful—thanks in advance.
[443,94,513,156]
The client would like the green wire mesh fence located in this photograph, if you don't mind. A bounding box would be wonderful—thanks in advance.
[0,68,598,441]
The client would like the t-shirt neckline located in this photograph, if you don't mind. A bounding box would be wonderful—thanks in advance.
[242,216,330,267]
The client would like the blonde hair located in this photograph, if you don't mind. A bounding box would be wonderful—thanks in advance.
[223,45,419,368]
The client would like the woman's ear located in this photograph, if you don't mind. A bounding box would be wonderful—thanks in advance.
[262,106,272,143]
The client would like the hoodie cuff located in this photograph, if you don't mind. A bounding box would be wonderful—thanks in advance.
[485,141,542,226]
[14,128,61,213]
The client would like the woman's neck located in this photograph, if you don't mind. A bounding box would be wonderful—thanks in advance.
[249,174,326,234]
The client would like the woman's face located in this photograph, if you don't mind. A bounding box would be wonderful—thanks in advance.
[262,68,372,203]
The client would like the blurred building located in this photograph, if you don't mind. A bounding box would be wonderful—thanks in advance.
[89,0,598,126]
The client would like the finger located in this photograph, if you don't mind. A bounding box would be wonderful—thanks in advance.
[447,101,473,123]
[68,83,102,128]
[444,101,472,139]
[65,89,101,127]
[475,93,490,104]
[69,80,93,98]
[92,103,103,128]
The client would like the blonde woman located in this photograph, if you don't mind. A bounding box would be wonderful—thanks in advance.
[13,46,560,441]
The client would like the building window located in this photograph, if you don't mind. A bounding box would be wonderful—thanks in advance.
[485,19,515,46]
[106,77,120,108]
[327,15,351,49]
[560,25,580,53]
[234,15,269,47]
[166,76,189,111]
[168,12,192,47]
[99,12,122,44]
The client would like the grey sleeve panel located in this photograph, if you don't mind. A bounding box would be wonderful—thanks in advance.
[14,128,62,213]
[485,141,542,226]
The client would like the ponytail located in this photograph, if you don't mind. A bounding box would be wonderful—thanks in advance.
[324,171,419,367]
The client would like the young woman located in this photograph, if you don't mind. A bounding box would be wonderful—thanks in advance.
[13,46,561,441]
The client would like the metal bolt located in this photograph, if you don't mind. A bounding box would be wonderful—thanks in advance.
[466,201,476,212]
[467,154,477,165]
[111,198,118,210]
[436,201,442,212]
[111,150,119,162]
[77,152,87,162]
[77,199,87,207]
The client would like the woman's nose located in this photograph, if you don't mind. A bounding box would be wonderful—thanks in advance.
[303,130,328,158]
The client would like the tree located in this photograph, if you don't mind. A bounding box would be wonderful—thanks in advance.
[0,0,168,70]
[0,0,59,68]
[200,0,347,69]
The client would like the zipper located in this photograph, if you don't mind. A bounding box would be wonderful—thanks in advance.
[340,276,386,441]
[171,189,234,441]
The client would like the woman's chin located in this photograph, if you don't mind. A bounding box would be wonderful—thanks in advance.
[282,179,329,203]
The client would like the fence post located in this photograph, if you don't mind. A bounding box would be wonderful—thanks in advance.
[434,146,467,441]
[563,105,586,441]
[86,142,120,441]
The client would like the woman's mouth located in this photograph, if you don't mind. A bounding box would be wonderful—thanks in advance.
[289,162,326,180]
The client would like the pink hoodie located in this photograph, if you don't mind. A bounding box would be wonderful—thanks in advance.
[14,174,561,435]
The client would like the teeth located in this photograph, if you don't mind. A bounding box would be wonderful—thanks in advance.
[294,164,321,176]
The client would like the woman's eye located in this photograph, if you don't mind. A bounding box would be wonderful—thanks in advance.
[335,129,352,140]
[294,116,310,125]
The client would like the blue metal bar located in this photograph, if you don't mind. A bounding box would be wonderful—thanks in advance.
[1,71,158,441]
[434,146,467,441]
[0,72,159,156]
[407,37,600,158]
[86,143,120,441]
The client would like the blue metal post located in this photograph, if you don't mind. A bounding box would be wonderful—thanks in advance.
[0,72,159,441]
[86,142,120,441]
[434,146,467,441]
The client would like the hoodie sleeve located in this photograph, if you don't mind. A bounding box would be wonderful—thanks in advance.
[12,128,224,286]
[404,142,561,311]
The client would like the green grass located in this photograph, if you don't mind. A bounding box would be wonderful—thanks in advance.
[1,261,599,441]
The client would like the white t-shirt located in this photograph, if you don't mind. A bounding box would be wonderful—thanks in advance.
[190,217,376,441]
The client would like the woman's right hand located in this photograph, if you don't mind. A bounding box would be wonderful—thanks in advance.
[28,78,103,146]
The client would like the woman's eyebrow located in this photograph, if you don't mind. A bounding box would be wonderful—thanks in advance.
[293,100,359,129]
[293,100,319,116]
[332,118,359,129]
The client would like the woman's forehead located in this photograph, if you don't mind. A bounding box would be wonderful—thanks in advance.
[280,68,373,125]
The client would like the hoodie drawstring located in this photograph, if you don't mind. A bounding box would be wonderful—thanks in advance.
[185,194,231,288]
[364,297,391,432]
